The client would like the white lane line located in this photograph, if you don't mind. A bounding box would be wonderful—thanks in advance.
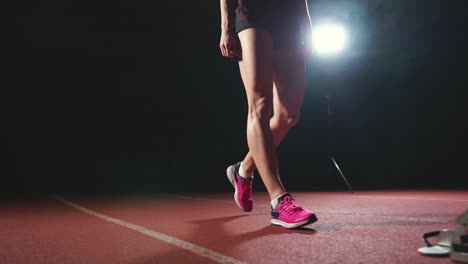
[53,196,247,264]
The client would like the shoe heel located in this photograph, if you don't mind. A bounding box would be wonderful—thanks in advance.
[226,166,234,186]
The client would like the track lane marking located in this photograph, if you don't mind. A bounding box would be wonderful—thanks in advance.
[53,196,247,264]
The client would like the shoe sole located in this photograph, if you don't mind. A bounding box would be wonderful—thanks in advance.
[226,165,251,212]
[271,214,318,229]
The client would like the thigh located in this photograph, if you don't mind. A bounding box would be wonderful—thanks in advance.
[237,28,275,103]
[272,49,306,117]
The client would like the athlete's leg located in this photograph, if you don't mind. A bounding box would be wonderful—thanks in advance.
[240,48,306,175]
[237,28,285,200]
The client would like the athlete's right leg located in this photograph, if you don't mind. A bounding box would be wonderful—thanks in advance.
[237,28,285,201]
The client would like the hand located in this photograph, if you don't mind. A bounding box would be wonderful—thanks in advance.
[219,31,241,59]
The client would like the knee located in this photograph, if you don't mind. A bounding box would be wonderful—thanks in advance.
[272,112,300,130]
[247,96,272,124]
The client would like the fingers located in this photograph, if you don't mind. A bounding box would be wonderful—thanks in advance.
[220,44,231,58]
[220,44,227,57]
[221,45,236,58]
[220,33,241,58]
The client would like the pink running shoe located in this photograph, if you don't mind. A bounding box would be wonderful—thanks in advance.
[226,162,253,212]
[271,193,317,229]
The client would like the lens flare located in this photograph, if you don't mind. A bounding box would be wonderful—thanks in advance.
[312,23,347,54]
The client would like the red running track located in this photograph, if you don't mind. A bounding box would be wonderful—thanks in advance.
[1,190,467,264]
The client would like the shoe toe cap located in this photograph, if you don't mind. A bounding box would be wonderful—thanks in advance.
[294,211,314,222]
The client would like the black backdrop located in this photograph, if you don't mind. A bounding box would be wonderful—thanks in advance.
[2,0,467,196]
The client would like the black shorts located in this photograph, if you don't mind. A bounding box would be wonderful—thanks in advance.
[235,0,303,49]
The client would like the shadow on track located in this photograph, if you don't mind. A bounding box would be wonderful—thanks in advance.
[129,214,317,264]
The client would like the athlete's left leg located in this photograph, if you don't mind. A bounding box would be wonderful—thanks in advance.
[240,48,306,175]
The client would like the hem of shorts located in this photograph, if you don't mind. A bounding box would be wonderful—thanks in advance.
[235,25,269,34]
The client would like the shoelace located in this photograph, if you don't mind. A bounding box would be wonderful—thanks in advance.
[280,196,303,215]
[238,177,253,199]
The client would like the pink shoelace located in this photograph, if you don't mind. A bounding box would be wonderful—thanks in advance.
[238,177,253,198]
[279,196,303,215]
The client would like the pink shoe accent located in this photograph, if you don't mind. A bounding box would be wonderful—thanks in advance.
[226,162,253,212]
[271,193,317,228]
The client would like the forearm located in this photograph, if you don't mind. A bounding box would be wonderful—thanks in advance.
[220,0,237,33]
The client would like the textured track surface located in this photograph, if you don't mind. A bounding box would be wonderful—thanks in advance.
[1,190,467,264]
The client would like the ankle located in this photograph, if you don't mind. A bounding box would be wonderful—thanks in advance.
[269,190,287,203]
[270,192,288,208]
[240,160,255,175]
[238,162,254,178]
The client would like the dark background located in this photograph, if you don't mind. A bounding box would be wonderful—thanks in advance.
[2,0,467,196]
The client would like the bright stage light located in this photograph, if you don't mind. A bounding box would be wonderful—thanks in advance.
[312,23,347,54]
